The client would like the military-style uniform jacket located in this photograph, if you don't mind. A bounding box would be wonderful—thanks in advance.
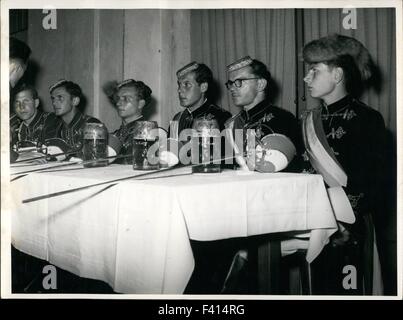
[112,116,144,164]
[226,99,302,171]
[55,111,102,153]
[169,100,232,138]
[14,110,61,146]
[301,95,386,227]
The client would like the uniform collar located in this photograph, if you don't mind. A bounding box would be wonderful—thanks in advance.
[63,111,84,129]
[186,98,208,117]
[122,115,144,128]
[323,95,352,114]
[243,99,271,122]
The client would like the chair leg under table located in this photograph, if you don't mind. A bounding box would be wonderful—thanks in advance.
[254,236,281,294]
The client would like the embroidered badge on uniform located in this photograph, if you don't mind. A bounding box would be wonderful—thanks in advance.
[335,126,346,139]
[263,113,274,123]
[327,126,346,139]
[344,109,357,120]
[330,147,339,156]
[256,127,263,139]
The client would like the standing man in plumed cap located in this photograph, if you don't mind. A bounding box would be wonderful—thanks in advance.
[169,61,232,139]
[111,79,152,164]
[224,56,301,173]
[301,34,387,294]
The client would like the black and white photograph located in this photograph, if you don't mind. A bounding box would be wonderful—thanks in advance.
[1,0,401,302]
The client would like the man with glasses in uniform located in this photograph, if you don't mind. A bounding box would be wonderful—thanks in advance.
[221,56,301,293]
[224,56,301,172]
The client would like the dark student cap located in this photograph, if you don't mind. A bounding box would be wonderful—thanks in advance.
[226,56,253,72]
[176,62,200,78]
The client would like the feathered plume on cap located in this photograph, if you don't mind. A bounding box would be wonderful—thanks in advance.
[176,62,199,78]
[303,34,374,81]
[226,56,253,72]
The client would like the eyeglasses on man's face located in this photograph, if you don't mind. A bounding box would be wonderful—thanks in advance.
[225,77,260,90]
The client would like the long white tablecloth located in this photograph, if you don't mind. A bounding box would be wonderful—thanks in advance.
[10,164,340,294]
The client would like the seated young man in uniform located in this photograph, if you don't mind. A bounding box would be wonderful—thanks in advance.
[49,79,103,157]
[301,34,387,294]
[169,61,232,139]
[224,56,301,172]
[169,62,231,294]
[111,79,152,164]
[218,56,302,294]
[12,84,61,148]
